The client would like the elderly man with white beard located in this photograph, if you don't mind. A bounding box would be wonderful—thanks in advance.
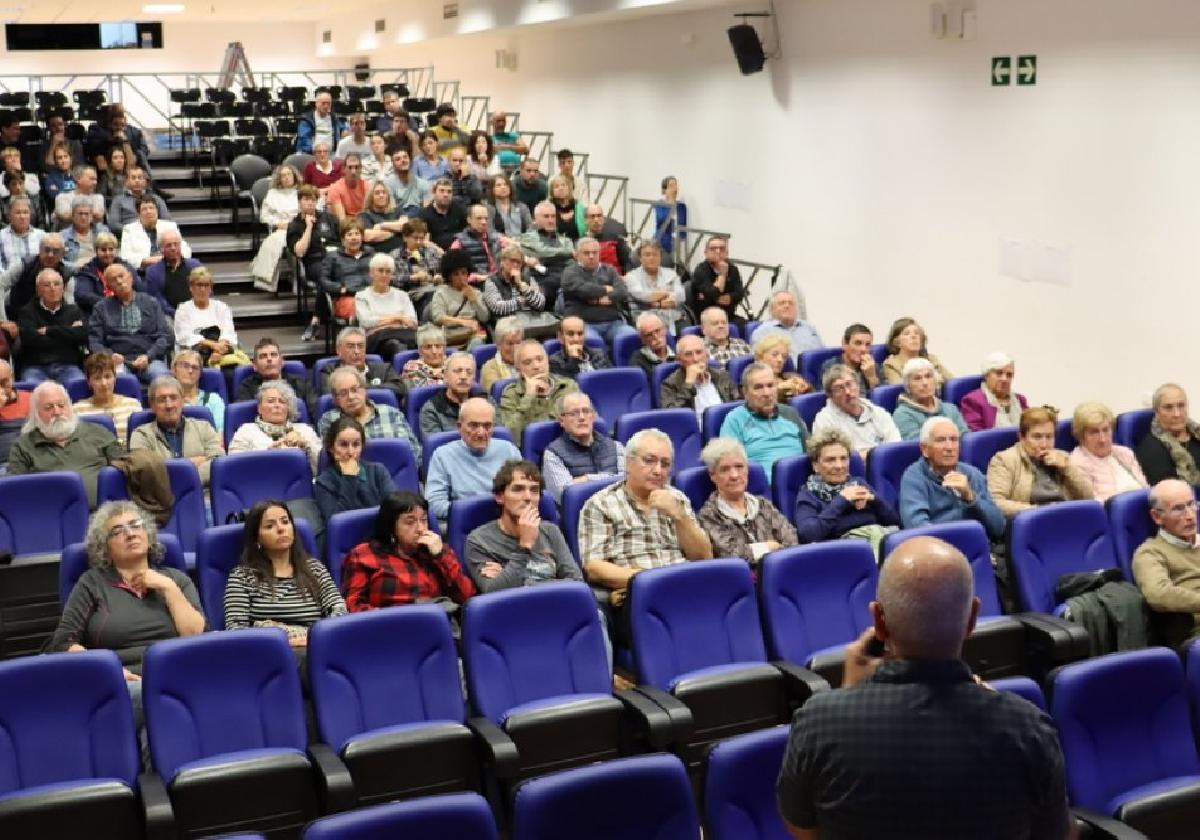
[7,381,123,507]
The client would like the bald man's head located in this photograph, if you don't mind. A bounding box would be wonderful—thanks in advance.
[874,536,979,660]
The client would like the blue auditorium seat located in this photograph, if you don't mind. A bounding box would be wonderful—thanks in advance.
[578,368,651,427]
[612,330,674,368]
[97,460,208,566]
[743,320,761,342]
[991,676,1047,710]
[510,754,699,840]
[490,377,515,404]
[789,392,826,430]
[125,404,216,445]
[771,452,865,524]
[703,400,742,441]
[311,354,382,387]
[209,447,315,526]
[1114,409,1154,450]
[470,343,497,374]
[67,372,142,404]
[0,650,167,839]
[1009,500,1122,615]
[615,409,701,477]
[323,507,377,589]
[676,463,769,513]
[651,361,679,408]
[562,476,621,562]
[302,793,498,840]
[869,383,904,414]
[1056,418,1076,451]
[446,491,558,565]
[865,439,921,509]
[704,725,792,840]
[942,375,983,407]
[79,413,117,436]
[870,343,888,366]
[406,383,445,437]
[960,427,1018,474]
[308,608,503,808]
[392,350,419,373]
[60,533,186,607]
[798,347,841,390]
[224,399,313,447]
[0,471,89,558]
[142,629,354,837]
[199,367,228,402]
[1107,489,1153,580]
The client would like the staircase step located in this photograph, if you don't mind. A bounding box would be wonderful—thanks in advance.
[222,289,299,320]
[186,232,255,260]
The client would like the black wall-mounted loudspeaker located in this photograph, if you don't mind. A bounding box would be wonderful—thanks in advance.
[727,23,766,75]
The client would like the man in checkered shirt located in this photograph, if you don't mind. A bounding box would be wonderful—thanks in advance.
[578,428,712,643]
[776,536,1072,839]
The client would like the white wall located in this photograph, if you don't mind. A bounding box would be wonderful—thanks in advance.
[345,0,1200,413]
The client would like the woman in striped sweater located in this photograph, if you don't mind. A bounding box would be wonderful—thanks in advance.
[223,499,347,644]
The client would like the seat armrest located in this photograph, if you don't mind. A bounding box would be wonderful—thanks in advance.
[773,661,831,704]
[615,687,688,751]
[466,716,521,781]
[629,684,696,738]
[137,770,176,840]
[307,742,356,814]
[1072,807,1150,839]
[1012,612,1092,664]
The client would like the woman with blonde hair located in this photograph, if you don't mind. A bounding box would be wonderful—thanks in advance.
[753,333,812,401]
[1068,401,1147,502]
[548,174,585,241]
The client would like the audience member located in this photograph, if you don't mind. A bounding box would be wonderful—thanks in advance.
[451,204,503,278]
[129,376,223,485]
[40,113,85,173]
[3,233,69,320]
[88,104,153,177]
[96,143,131,198]
[71,352,142,443]
[296,90,346,154]
[813,364,901,455]
[228,380,321,474]
[317,327,407,405]
[172,350,225,433]
[0,359,29,467]
[720,362,809,482]
[500,339,578,442]
[466,130,500,182]
[578,429,712,641]
[250,165,301,291]
[881,316,953,387]
[1136,383,1200,486]
[234,337,316,415]
[548,175,585,241]
[286,184,340,342]
[61,198,109,271]
[0,197,45,273]
[660,334,737,415]
[106,167,169,231]
[88,264,172,386]
[54,165,105,228]
[73,232,136,316]
[224,499,346,640]
[465,459,582,593]
[334,112,371,161]
[431,103,470,157]
[376,89,413,137]
[42,142,75,209]
[0,146,39,200]
[563,236,635,347]
[555,149,579,198]
[513,158,548,213]
[419,178,468,250]
[481,318,521,391]
[755,289,822,360]
[630,312,675,378]
[425,397,522,523]
[754,333,812,400]
[342,490,476,610]
[543,391,625,503]
[316,366,419,460]
[430,249,490,348]
[326,154,369,222]
[18,268,86,384]
[487,173,532,235]
[653,176,686,261]
[893,357,969,441]
[357,180,405,254]
[401,324,449,387]
[392,219,441,320]
[383,148,430,215]
[302,141,343,199]
[1068,401,1148,502]
[776,536,1071,840]
[419,351,485,438]
[173,266,238,363]
[584,204,634,274]
[483,247,556,337]
[696,438,797,571]
[1132,480,1200,647]
[517,201,575,307]
[987,406,1093,519]
[488,112,528,172]
[898,417,1005,540]
[960,352,1028,431]
[119,197,190,273]
[794,428,901,553]
[625,242,683,332]
[548,315,612,378]
[319,218,374,324]
[820,323,880,393]
[9,381,123,507]
[313,417,396,524]
[446,149,484,205]
[141,229,199,316]
[413,131,449,181]
[691,237,745,328]
[360,133,393,184]
[700,306,753,366]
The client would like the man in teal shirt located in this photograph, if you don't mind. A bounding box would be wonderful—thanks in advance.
[719,362,808,484]
[490,112,528,173]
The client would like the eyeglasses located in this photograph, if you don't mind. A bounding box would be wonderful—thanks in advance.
[561,407,594,419]
[1158,500,1198,516]
[107,520,146,539]
[173,361,200,372]
[585,212,604,218]
[463,421,494,432]
[637,454,672,470]
[333,385,364,399]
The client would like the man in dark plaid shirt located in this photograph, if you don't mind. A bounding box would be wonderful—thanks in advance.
[776,536,1073,839]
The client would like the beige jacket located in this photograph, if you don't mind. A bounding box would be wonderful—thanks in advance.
[129,416,224,485]
[881,352,953,386]
[986,443,1093,519]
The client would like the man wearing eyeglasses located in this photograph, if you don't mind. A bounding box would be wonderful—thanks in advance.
[578,429,712,642]
[316,326,406,404]
[316,365,420,467]
[18,268,87,385]
[543,391,624,503]
[426,397,522,524]
[1133,480,1200,647]
[2,232,66,323]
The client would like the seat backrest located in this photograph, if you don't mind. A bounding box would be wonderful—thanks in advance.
[611,331,642,367]
[1055,418,1076,452]
[324,507,378,588]
[0,650,138,795]
[1009,500,1119,614]
[61,533,186,607]
[991,676,1047,711]
[282,152,313,173]
[616,409,701,477]
[630,559,767,691]
[230,153,272,189]
[865,440,921,509]
[198,367,228,402]
[363,437,419,492]
[788,392,827,430]
[196,521,317,629]
[651,362,680,408]
[97,460,207,556]
[143,629,307,783]
[799,346,842,389]
[1106,489,1153,581]
[315,389,398,419]
[391,350,419,374]
[676,464,768,513]
[303,793,498,840]
[0,471,89,557]
[447,491,558,565]
[960,427,1018,475]
[470,343,497,374]
[562,475,621,562]
[869,383,904,414]
[250,176,271,211]
[223,400,257,448]
[578,368,651,426]
[209,447,315,526]
[511,753,699,840]
[1114,409,1154,450]
[308,607,466,752]
[79,413,117,436]
[759,542,877,664]
[882,520,1002,616]
[463,582,611,723]
[703,400,743,441]
[704,725,792,840]
[67,372,142,404]
[312,355,383,387]
[771,452,865,521]
[943,375,983,407]
[406,383,446,436]
[1051,647,1200,812]
[490,377,515,404]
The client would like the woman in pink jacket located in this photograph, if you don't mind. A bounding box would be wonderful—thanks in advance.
[1068,401,1147,501]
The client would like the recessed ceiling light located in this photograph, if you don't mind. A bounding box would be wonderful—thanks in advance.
[143,4,185,12]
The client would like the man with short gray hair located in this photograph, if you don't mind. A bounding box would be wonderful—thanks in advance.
[0,196,46,276]
[754,289,822,360]
[812,363,900,456]
[317,325,406,403]
[560,236,631,344]
[425,397,522,523]
[129,375,223,484]
[499,339,577,442]
[660,334,737,416]
[898,417,1004,540]
[316,365,420,464]
[420,351,485,438]
[517,200,573,306]
[719,362,808,482]
[1132,479,1200,647]
[17,267,86,385]
[543,391,625,503]
[777,536,1072,840]
[55,165,105,227]
[700,305,752,366]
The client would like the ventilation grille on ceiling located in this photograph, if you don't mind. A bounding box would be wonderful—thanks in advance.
[374,18,385,33]
[321,29,331,43]
[443,3,458,20]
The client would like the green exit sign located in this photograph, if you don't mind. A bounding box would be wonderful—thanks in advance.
[1017,54,1037,85]
[991,56,1011,86]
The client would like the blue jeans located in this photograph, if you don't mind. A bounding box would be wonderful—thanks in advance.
[589,319,634,347]
[22,363,85,385]
[121,359,171,385]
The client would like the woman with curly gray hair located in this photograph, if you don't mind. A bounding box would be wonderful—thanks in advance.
[48,500,205,680]
[228,379,321,473]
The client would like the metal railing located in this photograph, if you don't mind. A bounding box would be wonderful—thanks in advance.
[458,95,489,131]
[519,131,553,170]
[432,80,460,112]
[730,258,784,320]
[488,111,520,132]
[587,174,628,225]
